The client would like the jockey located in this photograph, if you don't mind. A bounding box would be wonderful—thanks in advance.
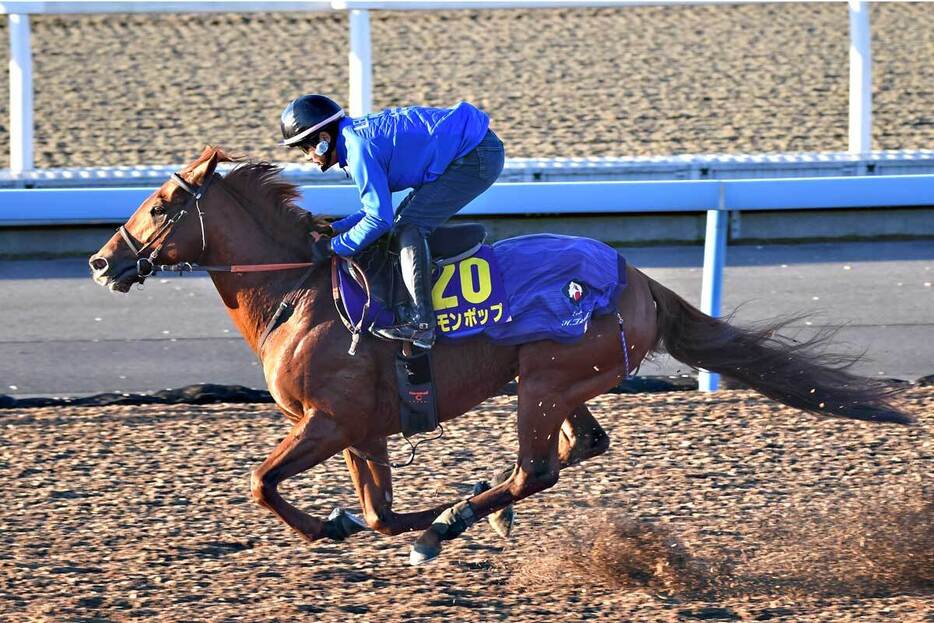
[279,94,504,349]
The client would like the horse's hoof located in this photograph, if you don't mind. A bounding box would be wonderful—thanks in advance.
[473,480,512,538]
[409,542,440,566]
[331,507,368,530]
[486,468,514,539]
[323,507,368,541]
[488,505,514,539]
[410,526,443,566]
[472,480,490,496]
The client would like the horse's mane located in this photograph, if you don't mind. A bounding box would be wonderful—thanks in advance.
[194,147,331,235]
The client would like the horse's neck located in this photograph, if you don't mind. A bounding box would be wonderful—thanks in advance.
[201,187,321,354]
[209,268,330,355]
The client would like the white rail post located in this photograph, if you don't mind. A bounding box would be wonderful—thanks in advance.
[698,183,728,392]
[848,0,872,155]
[9,13,34,176]
[348,8,372,117]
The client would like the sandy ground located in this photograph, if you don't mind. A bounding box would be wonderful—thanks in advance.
[0,3,931,169]
[1,387,930,622]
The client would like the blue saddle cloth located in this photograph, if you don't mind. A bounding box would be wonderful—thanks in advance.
[336,234,627,345]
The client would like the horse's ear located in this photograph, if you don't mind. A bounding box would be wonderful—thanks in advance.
[189,147,227,184]
[196,145,216,162]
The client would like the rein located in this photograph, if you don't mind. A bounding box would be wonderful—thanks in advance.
[153,261,319,274]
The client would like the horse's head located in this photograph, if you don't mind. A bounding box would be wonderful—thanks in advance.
[89,147,231,293]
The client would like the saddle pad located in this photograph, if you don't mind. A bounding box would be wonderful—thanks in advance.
[484,234,626,345]
[336,243,511,339]
[336,234,625,345]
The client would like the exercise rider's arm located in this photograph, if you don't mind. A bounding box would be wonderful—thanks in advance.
[330,143,393,257]
[329,209,365,235]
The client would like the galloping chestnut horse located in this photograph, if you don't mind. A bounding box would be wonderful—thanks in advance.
[89,148,912,565]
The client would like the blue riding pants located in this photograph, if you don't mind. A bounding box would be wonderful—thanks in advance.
[394,129,505,235]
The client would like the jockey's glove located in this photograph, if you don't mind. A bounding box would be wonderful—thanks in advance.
[311,237,334,264]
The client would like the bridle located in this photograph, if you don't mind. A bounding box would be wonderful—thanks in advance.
[118,170,319,279]
[118,172,212,281]
[116,168,321,354]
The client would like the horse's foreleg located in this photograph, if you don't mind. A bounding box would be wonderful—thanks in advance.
[250,409,350,543]
[335,436,452,537]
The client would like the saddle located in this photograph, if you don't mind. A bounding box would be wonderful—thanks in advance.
[331,223,487,438]
[342,222,487,313]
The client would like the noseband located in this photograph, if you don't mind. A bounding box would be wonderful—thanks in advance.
[118,172,213,279]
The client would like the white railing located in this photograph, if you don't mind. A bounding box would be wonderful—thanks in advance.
[4,150,932,189]
[7,12,31,174]
[3,0,875,174]
[847,0,871,153]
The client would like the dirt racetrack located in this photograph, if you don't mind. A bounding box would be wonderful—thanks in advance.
[1,387,931,622]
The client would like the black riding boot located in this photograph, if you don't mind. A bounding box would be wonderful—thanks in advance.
[374,225,436,349]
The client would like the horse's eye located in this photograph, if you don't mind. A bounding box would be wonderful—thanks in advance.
[151,203,166,216]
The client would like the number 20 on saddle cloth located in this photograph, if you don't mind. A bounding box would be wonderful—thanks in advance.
[335,233,628,347]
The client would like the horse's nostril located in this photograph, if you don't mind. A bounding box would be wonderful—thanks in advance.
[89,256,108,272]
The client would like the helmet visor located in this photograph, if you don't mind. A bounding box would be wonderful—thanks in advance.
[280,110,345,147]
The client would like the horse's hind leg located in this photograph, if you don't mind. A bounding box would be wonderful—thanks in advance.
[484,402,609,538]
[335,436,453,537]
[559,403,610,467]
[411,322,627,564]
[250,408,351,543]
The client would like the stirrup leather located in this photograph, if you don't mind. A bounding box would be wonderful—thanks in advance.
[376,225,436,347]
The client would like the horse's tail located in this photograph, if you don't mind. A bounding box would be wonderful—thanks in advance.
[644,276,913,425]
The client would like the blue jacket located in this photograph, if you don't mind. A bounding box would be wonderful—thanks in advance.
[329,102,490,256]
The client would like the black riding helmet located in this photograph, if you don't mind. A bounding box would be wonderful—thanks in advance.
[279,94,345,147]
